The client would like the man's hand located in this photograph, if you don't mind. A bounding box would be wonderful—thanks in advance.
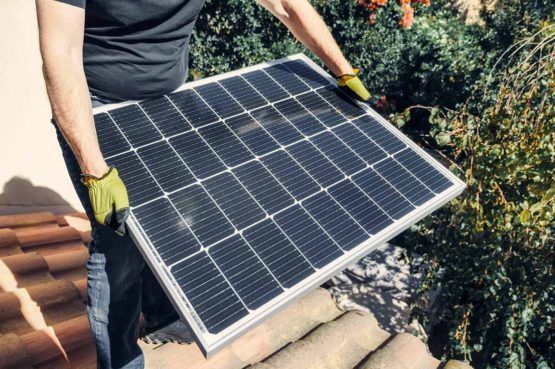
[82,167,130,235]
[336,68,372,102]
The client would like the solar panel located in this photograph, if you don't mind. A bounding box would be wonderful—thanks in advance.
[92,54,465,356]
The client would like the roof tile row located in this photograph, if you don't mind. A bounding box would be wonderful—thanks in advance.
[0,212,93,368]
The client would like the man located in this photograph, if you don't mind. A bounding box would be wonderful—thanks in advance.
[36,0,371,368]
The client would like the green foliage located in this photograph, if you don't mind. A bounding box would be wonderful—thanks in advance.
[190,0,485,109]
[189,0,303,78]
[400,28,555,368]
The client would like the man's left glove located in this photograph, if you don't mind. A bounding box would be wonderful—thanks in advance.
[82,166,130,236]
[336,68,371,102]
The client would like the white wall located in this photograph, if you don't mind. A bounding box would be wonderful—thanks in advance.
[0,0,83,214]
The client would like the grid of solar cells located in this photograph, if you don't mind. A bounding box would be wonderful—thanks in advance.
[95,57,458,339]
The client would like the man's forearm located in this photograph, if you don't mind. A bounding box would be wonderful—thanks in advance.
[43,56,107,176]
[259,0,354,77]
[37,0,107,177]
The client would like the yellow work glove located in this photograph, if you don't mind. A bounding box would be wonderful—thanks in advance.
[336,68,371,102]
[82,167,130,236]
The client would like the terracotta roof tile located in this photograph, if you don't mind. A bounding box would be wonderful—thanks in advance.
[44,249,88,281]
[0,212,59,231]
[0,280,86,336]
[1,252,53,288]
[15,226,82,249]
[0,212,473,369]
[19,315,93,366]
[357,332,440,369]
[0,229,22,257]
[0,333,32,369]
[0,212,92,368]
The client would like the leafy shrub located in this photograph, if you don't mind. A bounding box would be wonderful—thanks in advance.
[400,28,555,368]
[190,0,485,109]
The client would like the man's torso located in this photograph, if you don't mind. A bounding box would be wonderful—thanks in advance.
[64,0,206,101]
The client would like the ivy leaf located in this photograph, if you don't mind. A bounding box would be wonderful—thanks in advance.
[518,209,530,223]
[435,132,451,146]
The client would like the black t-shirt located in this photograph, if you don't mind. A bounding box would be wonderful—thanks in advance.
[57,0,206,101]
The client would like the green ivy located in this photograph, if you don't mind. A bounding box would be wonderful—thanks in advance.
[399,27,555,368]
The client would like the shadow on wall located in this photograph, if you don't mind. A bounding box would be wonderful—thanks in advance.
[0,177,78,215]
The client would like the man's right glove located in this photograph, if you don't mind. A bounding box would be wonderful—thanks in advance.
[336,68,371,102]
[82,166,130,236]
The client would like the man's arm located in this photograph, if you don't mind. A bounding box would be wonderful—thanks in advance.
[257,0,354,77]
[36,0,129,233]
[36,0,107,177]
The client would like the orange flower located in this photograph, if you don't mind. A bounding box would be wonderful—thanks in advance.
[414,0,431,6]
[358,0,429,29]
[399,4,414,28]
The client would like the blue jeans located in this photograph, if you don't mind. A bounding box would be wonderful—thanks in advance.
[54,95,178,369]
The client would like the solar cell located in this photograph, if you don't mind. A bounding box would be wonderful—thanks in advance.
[243,219,314,288]
[374,158,435,206]
[139,96,192,137]
[93,54,464,356]
[243,70,290,102]
[263,64,310,95]
[287,140,344,188]
[208,235,283,309]
[195,82,245,119]
[133,198,200,265]
[316,86,366,119]
[171,251,249,333]
[302,191,368,251]
[296,92,346,128]
[198,122,255,167]
[332,123,388,165]
[250,105,304,146]
[137,141,195,193]
[352,169,414,220]
[109,104,162,147]
[225,113,280,156]
[95,112,130,158]
[394,148,454,194]
[311,131,367,175]
[353,115,407,154]
[232,161,294,214]
[328,180,393,235]
[169,131,227,179]
[260,150,321,200]
[107,151,163,205]
[283,59,330,89]
[275,206,344,268]
[169,89,219,128]
[273,98,326,136]
[219,76,268,111]
[169,184,235,246]
[203,172,266,230]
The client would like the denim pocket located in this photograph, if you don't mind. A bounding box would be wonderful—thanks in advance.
[87,252,110,323]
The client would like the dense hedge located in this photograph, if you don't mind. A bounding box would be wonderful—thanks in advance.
[190,0,486,109]
[400,27,554,368]
[189,2,554,368]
